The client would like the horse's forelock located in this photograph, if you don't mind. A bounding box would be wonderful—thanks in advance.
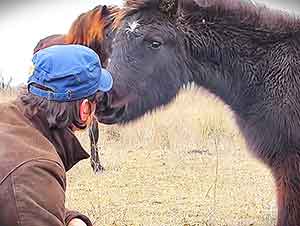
[112,0,179,30]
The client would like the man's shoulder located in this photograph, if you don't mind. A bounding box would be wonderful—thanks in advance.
[0,101,64,184]
[0,133,64,185]
[0,158,67,226]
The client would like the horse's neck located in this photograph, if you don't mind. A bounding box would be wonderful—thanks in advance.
[190,30,265,108]
[192,61,250,108]
[182,3,300,107]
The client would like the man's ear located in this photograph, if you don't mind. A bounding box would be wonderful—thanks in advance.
[80,99,92,122]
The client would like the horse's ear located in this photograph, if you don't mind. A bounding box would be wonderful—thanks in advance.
[159,0,178,18]
[99,5,110,17]
[124,0,160,11]
[177,0,200,14]
[123,0,177,18]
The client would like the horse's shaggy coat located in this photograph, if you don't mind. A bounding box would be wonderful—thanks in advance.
[104,0,300,225]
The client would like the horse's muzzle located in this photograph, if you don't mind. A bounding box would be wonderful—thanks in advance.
[94,92,126,125]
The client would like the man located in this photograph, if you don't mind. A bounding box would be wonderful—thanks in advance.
[0,44,113,226]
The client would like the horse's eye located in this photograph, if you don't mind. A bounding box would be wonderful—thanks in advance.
[150,41,161,49]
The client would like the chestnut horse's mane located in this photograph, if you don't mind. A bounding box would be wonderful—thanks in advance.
[34,5,120,55]
[65,5,119,46]
[114,0,300,33]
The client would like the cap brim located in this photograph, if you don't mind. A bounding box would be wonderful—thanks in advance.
[98,68,113,92]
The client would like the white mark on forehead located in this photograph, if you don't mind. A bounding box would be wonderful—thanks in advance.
[126,20,140,33]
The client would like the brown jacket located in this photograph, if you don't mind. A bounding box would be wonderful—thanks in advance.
[0,100,93,226]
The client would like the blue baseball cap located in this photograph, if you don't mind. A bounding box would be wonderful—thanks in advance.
[27,44,113,102]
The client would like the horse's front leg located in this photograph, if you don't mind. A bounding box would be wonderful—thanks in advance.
[89,119,105,173]
[271,152,300,226]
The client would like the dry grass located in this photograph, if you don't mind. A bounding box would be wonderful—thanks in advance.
[67,88,276,226]
[0,89,17,102]
[1,88,276,225]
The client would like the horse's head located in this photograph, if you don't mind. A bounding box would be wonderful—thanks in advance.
[100,0,195,124]
[98,0,293,124]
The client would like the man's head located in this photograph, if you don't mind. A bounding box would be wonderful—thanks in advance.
[21,44,113,130]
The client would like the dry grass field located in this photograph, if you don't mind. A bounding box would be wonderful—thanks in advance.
[1,88,276,226]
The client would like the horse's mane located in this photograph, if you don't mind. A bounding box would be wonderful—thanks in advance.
[199,0,300,32]
[114,0,300,33]
[65,5,119,46]
[33,5,119,56]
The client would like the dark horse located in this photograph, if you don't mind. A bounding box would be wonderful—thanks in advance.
[98,0,300,225]
[34,5,119,173]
